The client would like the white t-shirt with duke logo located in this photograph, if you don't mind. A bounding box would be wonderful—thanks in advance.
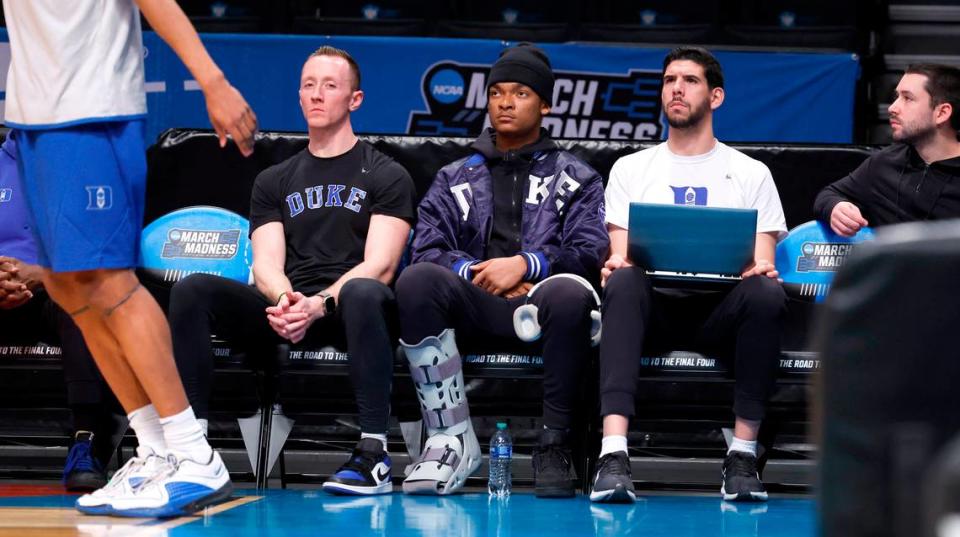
[604,141,787,238]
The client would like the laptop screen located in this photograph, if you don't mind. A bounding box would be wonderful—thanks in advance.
[627,203,757,277]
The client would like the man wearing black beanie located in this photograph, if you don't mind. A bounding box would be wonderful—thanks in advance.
[395,43,608,498]
[486,42,555,108]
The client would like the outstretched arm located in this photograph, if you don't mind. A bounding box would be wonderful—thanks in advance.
[135,0,258,156]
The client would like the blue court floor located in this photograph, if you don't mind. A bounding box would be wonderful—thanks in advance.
[0,488,816,536]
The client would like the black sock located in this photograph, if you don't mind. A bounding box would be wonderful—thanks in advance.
[70,404,101,439]
[92,413,124,467]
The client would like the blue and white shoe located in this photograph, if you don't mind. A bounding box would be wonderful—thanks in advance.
[322,438,393,495]
[109,450,232,518]
[76,445,164,515]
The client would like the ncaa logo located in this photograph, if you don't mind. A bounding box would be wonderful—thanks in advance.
[0,188,11,203]
[802,242,815,256]
[85,185,113,211]
[428,69,465,104]
[169,229,182,241]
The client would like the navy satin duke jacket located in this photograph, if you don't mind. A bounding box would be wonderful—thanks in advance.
[410,146,609,285]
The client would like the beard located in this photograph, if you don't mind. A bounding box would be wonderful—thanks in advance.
[665,98,710,129]
[891,117,936,145]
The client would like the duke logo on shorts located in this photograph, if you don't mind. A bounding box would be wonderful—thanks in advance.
[13,121,147,272]
[86,186,114,211]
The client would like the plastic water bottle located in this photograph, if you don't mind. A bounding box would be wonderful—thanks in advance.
[488,422,512,497]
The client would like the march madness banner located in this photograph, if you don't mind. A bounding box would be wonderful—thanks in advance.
[0,31,859,144]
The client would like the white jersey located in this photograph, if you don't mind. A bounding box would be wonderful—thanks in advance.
[2,0,146,129]
[604,141,787,237]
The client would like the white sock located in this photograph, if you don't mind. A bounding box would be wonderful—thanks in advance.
[198,418,209,437]
[361,432,388,452]
[728,436,758,456]
[599,435,628,458]
[127,404,166,455]
[160,406,213,462]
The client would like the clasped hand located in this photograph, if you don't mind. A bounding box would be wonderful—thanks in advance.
[600,253,632,288]
[0,257,34,309]
[741,259,780,280]
[265,291,324,343]
[470,256,530,297]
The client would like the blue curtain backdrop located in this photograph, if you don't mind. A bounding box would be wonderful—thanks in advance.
[0,31,860,143]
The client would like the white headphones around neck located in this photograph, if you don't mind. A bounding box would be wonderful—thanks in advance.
[513,273,602,347]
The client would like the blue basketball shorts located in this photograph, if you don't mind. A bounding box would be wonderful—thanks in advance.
[13,120,147,272]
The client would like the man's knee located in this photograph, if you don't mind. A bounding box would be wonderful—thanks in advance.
[396,263,454,303]
[339,278,392,314]
[602,266,651,305]
[169,273,221,315]
[737,276,788,318]
[171,273,222,301]
[533,276,597,327]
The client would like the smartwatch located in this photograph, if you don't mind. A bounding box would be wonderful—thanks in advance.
[319,291,336,315]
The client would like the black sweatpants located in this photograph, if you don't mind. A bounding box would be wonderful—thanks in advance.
[600,267,787,422]
[0,291,120,463]
[168,274,399,433]
[395,262,596,430]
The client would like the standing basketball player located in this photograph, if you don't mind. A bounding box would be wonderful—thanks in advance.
[3,0,257,518]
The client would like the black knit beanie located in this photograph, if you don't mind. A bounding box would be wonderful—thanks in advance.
[487,43,555,106]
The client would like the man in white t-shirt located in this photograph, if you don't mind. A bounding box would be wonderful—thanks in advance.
[590,47,788,504]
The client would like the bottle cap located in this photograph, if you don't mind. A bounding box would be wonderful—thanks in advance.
[496,422,507,430]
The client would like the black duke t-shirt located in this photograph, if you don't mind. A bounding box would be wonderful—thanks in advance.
[249,141,416,295]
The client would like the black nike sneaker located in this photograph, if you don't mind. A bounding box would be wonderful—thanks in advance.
[721,451,768,502]
[589,451,635,503]
[533,429,576,498]
[323,438,393,495]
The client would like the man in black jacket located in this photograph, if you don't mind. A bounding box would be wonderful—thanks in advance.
[815,64,960,233]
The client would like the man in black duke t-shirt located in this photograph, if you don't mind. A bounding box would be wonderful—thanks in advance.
[168,46,416,496]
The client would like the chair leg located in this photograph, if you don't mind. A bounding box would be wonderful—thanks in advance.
[253,346,286,491]
[255,399,274,491]
[579,349,602,493]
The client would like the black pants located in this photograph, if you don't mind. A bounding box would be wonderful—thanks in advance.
[600,267,787,422]
[0,291,120,462]
[168,274,399,433]
[395,263,596,430]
